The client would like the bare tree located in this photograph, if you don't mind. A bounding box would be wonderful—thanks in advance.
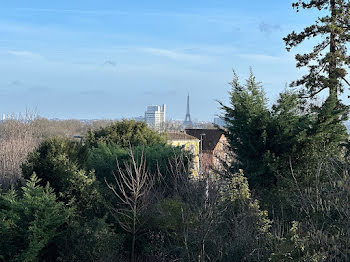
[105,148,154,262]
[0,110,38,187]
[165,149,223,262]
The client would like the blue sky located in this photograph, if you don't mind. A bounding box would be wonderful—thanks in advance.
[0,0,329,121]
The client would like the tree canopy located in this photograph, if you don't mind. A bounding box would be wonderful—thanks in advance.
[85,119,167,149]
[284,0,350,99]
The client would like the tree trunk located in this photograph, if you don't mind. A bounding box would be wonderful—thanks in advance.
[329,0,338,99]
[131,207,136,262]
[131,233,135,262]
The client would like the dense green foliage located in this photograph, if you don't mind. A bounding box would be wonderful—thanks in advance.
[14,120,197,261]
[22,137,104,219]
[0,174,70,262]
[86,142,190,196]
[85,119,167,149]
[221,69,347,209]
[220,69,350,260]
[219,70,273,190]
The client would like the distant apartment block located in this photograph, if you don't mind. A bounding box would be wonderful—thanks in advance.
[145,104,166,130]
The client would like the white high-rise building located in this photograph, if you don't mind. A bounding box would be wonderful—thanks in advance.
[145,104,166,130]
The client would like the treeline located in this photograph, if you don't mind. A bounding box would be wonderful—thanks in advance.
[0,114,213,188]
[0,114,115,187]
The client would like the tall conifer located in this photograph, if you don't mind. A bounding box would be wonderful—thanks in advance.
[284,0,349,159]
[284,0,350,99]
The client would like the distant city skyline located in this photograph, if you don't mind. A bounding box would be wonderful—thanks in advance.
[1,1,349,120]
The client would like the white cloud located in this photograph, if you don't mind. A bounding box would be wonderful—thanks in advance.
[8,50,44,60]
[235,53,292,63]
[13,7,127,16]
[139,47,211,63]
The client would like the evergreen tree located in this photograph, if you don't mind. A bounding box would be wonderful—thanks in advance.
[284,0,350,99]
[284,0,349,186]
[22,137,105,220]
[308,95,348,155]
[21,137,125,261]
[0,174,70,261]
[220,69,272,190]
[85,119,166,149]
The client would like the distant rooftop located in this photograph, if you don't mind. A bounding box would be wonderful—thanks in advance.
[167,132,199,141]
[185,129,225,151]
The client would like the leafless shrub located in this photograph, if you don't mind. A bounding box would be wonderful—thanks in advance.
[285,158,350,261]
[163,150,224,261]
[164,150,192,194]
[0,111,38,187]
[31,118,115,139]
[106,148,154,262]
[0,113,119,188]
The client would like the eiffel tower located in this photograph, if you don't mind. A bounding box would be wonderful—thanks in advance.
[183,94,193,127]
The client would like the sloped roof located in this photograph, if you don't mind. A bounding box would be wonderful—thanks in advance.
[167,132,199,141]
[185,129,224,151]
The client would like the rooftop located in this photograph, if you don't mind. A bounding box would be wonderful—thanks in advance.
[167,132,199,141]
[185,129,225,151]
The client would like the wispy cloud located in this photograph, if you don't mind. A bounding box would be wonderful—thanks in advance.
[103,60,117,66]
[0,22,39,34]
[235,53,289,63]
[13,7,127,16]
[143,89,177,97]
[79,89,107,96]
[8,50,44,60]
[14,7,242,19]
[139,47,211,63]
[10,7,250,31]
[9,80,22,86]
[259,21,281,34]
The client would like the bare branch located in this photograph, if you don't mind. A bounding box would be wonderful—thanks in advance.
[106,146,154,262]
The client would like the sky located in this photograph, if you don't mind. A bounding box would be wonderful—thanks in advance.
[0,0,332,121]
